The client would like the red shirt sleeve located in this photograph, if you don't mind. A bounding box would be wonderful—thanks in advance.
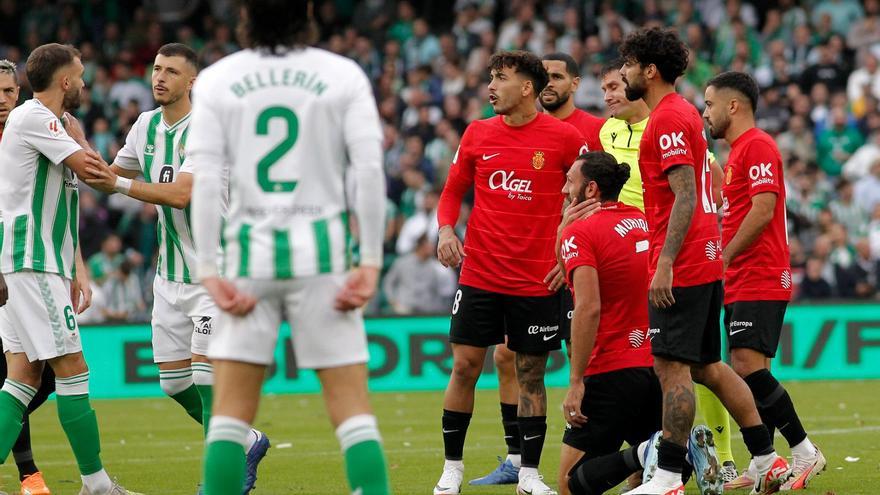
[561,223,597,285]
[652,110,696,172]
[742,140,783,197]
[437,122,478,227]
[586,116,605,152]
[563,123,590,171]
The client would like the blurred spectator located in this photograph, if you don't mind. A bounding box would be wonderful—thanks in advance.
[101,260,146,322]
[830,179,869,239]
[854,160,880,213]
[801,42,848,92]
[382,234,456,314]
[817,107,865,176]
[88,234,125,285]
[403,18,440,69]
[812,0,864,37]
[108,62,153,112]
[777,115,816,163]
[397,189,440,255]
[799,256,834,300]
[843,132,880,180]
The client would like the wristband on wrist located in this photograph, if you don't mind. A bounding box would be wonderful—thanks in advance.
[114,176,133,194]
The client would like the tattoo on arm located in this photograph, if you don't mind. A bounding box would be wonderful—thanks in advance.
[661,166,697,264]
[515,352,549,417]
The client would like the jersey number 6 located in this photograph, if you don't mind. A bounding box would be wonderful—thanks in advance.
[256,106,299,193]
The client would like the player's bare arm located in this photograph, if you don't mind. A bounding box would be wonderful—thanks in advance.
[84,164,193,209]
[721,192,776,270]
[651,165,696,308]
[0,273,7,307]
[72,245,92,314]
[563,265,599,427]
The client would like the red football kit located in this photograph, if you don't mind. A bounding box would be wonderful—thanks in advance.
[562,108,604,153]
[639,93,722,287]
[560,203,653,376]
[438,113,587,296]
[722,127,792,304]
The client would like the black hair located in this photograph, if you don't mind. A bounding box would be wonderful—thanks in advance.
[542,52,580,77]
[239,0,315,53]
[488,50,550,96]
[577,151,631,201]
[707,70,759,111]
[157,43,199,70]
[26,43,80,92]
[600,58,624,78]
[619,27,688,84]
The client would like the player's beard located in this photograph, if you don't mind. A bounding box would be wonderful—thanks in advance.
[155,90,183,107]
[541,90,570,112]
[573,182,588,204]
[62,86,81,111]
[624,75,647,102]
[708,115,730,140]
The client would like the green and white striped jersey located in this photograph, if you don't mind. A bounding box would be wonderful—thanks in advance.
[115,109,197,283]
[0,99,82,279]
[188,47,385,280]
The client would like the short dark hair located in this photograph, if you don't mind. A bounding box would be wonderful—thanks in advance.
[542,52,580,77]
[240,0,315,52]
[707,70,759,111]
[26,43,80,92]
[157,43,198,70]
[619,27,688,84]
[600,58,624,78]
[489,50,549,96]
[576,151,631,201]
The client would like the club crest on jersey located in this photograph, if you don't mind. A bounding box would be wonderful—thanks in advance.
[159,166,175,183]
[725,166,732,185]
[532,151,545,170]
[145,144,155,156]
[178,142,186,162]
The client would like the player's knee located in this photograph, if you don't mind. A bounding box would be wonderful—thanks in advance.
[451,355,483,384]
[728,348,764,378]
[493,345,515,369]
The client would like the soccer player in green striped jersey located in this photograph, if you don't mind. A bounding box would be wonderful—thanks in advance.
[83,43,269,493]
[0,44,138,494]
[188,1,390,494]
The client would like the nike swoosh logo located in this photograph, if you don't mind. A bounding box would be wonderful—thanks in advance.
[729,328,749,336]
[442,429,459,434]
[482,152,500,160]
[542,333,557,341]
[523,434,543,441]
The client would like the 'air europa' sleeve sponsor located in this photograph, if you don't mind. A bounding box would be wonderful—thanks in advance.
[743,140,782,196]
[654,110,695,172]
[20,108,82,166]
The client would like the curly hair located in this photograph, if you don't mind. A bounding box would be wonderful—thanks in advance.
[239,0,316,53]
[577,151,631,201]
[619,27,689,84]
[489,50,549,96]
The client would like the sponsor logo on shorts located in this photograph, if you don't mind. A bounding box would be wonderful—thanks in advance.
[195,316,213,335]
[528,325,559,335]
[647,327,660,340]
[542,333,557,341]
[729,320,753,336]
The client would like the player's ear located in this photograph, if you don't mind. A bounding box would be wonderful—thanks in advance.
[523,79,533,97]
[571,76,581,91]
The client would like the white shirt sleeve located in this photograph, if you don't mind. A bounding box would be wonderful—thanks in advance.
[188,69,227,279]
[114,114,143,171]
[343,65,386,268]
[20,107,82,165]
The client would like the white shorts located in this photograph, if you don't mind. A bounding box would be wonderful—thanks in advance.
[209,274,369,369]
[151,276,217,363]
[0,271,82,361]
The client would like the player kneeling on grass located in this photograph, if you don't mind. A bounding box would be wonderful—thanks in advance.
[0,43,138,495]
[188,1,390,494]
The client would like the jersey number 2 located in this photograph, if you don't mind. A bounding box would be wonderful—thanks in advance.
[256,106,299,193]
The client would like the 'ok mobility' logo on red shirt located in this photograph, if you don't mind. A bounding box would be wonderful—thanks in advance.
[659,131,687,160]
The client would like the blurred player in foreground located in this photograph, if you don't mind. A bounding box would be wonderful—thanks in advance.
[189,1,390,494]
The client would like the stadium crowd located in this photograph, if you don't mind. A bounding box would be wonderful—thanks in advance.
[1,0,879,321]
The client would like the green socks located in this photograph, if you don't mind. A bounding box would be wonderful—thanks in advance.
[159,367,203,424]
[56,372,103,475]
[696,384,734,464]
[0,380,34,461]
[192,362,214,437]
[336,414,391,495]
[203,416,248,495]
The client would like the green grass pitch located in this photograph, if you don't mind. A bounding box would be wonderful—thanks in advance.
[1,381,876,494]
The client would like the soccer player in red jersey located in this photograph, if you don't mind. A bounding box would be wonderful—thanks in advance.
[618,28,789,495]
[473,51,605,488]
[540,53,604,153]
[555,151,661,495]
[703,71,826,491]
[433,50,588,495]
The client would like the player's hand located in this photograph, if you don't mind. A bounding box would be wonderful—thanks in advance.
[335,266,380,311]
[203,276,257,316]
[543,262,565,292]
[649,262,675,309]
[84,163,118,193]
[437,225,466,268]
[560,198,600,230]
[72,269,92,314]
[0,273,7,307]
[563,380,588,427]
[62,112,87,144]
